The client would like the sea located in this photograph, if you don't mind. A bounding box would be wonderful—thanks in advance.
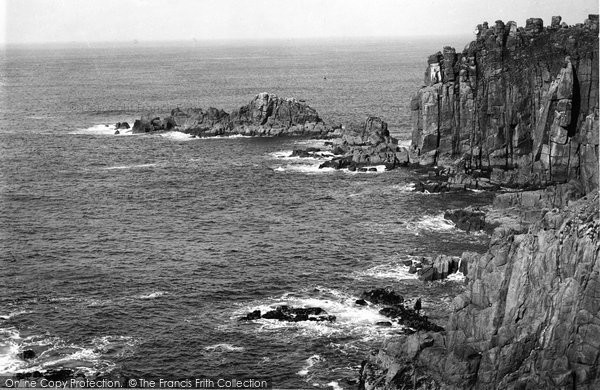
[0,36,492,389]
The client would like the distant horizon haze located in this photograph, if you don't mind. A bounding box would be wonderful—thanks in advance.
[1,0,598,45]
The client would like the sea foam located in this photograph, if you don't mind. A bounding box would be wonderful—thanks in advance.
[234,287,401,340]
[204,344,244,353]
[72,124,134,136]
[297,354,322,376]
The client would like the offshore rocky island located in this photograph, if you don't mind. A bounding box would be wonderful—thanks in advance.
[115,14,600,389]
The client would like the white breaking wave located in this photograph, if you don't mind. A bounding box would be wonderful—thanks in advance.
[234,287,400,340]
[72,124,134,136]
[273,163,336,174]
[355,262,419,280]
[102,163,157,170]
[344,165,386,174]
[161,132,253,141]
[392,183,416,192]
[0,328,24,375]
[327,381,344,390]
[268,150,294,159]
[215,134,252,139]
[138,291,167,300]
[268,150,333,161]
[446,271,466,282]
[160,131,197,141]
[0,311,31,320]
[292,139,329,147]
[204,343,244,353]
[297,354,322,376]
[406,213,455,233]
[11,333,137,377]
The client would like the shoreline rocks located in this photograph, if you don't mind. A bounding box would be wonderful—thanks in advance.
[361,288,445,333]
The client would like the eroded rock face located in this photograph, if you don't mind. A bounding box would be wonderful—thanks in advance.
[410,16,599,193]
[131,93,331,137]
[360,16,599,390]
[359,190,600,389]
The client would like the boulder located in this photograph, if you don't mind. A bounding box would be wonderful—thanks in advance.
[22,350,35,360]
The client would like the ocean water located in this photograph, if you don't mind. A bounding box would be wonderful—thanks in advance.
[0,38,489,388]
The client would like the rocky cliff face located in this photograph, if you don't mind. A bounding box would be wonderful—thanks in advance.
[410,15,599,193]
[131,92,330,137]
[360,188,599,389]
[360,15,600,389]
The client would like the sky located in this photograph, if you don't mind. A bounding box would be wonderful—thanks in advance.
[1,0,598,44]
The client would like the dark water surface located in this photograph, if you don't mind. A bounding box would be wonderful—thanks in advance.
[0,39,488,388]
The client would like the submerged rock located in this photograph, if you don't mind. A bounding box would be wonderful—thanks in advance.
[238,310,261,321]
[16,369,77,381]
[22,350,35,360]
[378,305,444,332]
[241,306,335,322]
[361,288,404,306]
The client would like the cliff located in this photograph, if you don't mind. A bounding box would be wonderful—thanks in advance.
[131,92,331,137]
[360,188,599,389]
[360,15,600,389]
[410,15,599,193]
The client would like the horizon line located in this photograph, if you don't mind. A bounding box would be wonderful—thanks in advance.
[0,33,475,48]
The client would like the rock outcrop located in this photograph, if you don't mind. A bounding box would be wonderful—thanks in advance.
[410,15,599,193]
[319,117,411,170]
[131,92,331,137]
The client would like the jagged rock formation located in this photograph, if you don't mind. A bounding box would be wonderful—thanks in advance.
[410,15,599,193]
[417,254,468,282]
[360,16,600,390]
[360,188,599,389]
[319,117,411,170]
[131,92,331,137]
